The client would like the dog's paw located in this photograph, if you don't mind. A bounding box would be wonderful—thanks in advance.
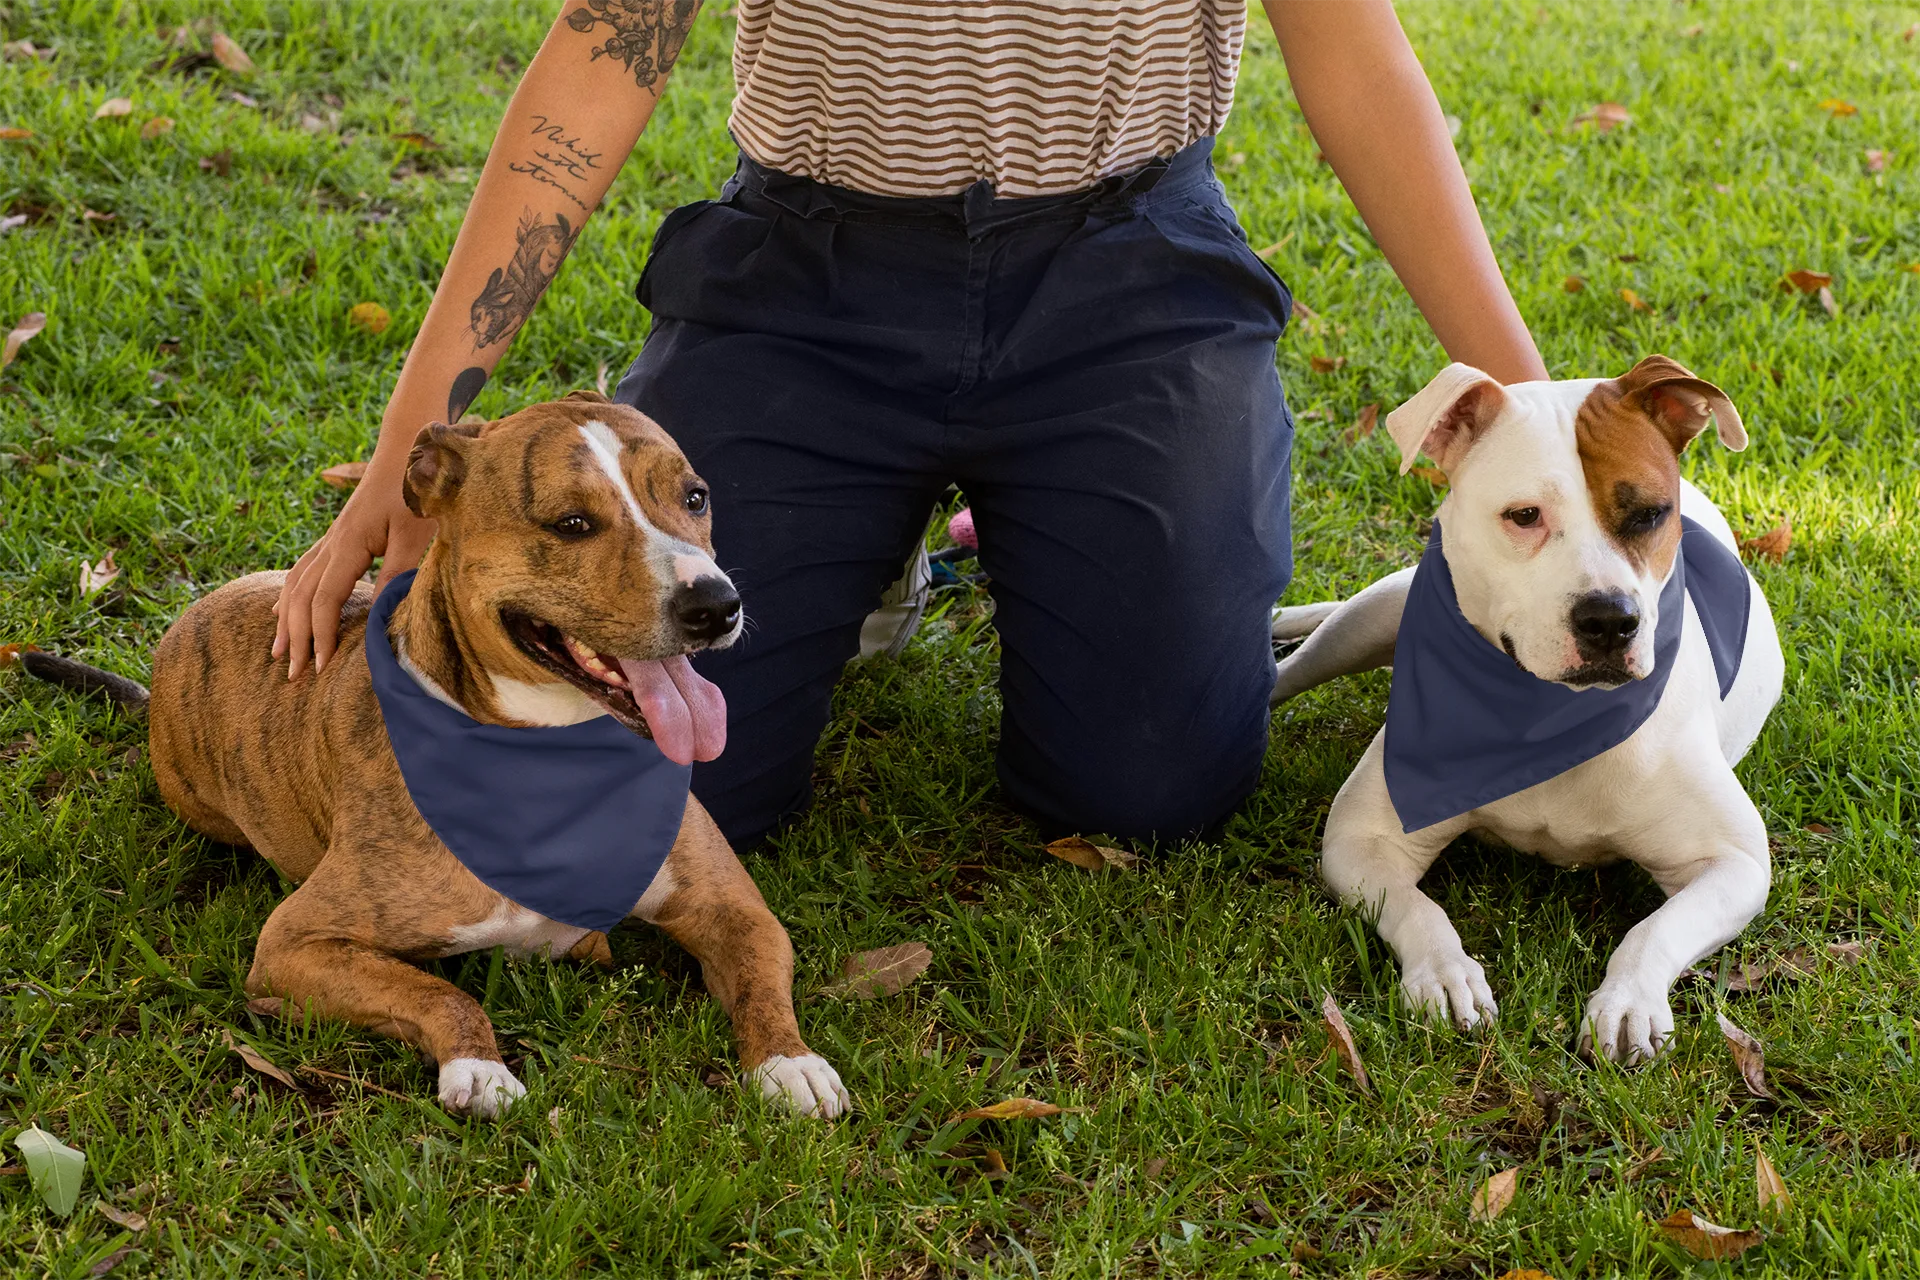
[1400,952,1499,1031]
[750,1053,851,1120]
[438,1057,526,1119]
[1578,982,1674,1066]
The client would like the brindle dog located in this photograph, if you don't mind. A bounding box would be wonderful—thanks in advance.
[24,393,849,1119]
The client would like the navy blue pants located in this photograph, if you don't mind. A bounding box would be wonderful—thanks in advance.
[615,138,1295,848]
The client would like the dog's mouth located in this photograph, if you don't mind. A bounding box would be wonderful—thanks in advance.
[504,612,650,734]
[1559,660,1637,688]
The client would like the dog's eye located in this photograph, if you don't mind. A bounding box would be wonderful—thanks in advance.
[685,487,709,516]
[1504,506,1542,529]
[547,513,595,540]
[1623,504,1670,534]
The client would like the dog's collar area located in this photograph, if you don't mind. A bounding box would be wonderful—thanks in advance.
[1382,517,1750,833]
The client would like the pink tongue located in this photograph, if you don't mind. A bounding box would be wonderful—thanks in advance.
[616,656,727,765]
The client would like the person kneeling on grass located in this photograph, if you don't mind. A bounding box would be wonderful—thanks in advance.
[274,0,1547,849]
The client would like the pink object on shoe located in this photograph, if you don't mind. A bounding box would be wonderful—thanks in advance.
[947,506,978,550]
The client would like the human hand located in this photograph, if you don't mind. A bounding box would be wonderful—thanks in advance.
[272,462,435,678]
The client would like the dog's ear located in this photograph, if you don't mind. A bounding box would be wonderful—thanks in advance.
[1385,363,1508,476]
[1616,355,1747,453]
[403,421,484,517]
[562,389,612,405]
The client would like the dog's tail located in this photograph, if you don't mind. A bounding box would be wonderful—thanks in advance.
[16,650,151,710]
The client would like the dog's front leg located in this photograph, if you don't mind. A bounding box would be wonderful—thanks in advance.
[1321,737,1491,1028]
[247,871,525,1118]
[1272,568,1414,705]
[1580,778,1771,1066]
[637,801,850,1119]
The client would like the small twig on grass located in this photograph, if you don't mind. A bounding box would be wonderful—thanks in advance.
[298,1066,411,1100]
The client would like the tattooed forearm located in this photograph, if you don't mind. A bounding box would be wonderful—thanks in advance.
[528,115,604,175]
[508,157,592,212]
[566,0,704,91]
[468,209,579,348]
[508,116,604,212]
[448,366,488,421]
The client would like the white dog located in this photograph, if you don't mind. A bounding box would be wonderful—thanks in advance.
[1271,356,1783,1064]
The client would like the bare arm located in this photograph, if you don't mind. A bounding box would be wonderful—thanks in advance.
[275,0,706,675]
[1262,0,1548,385]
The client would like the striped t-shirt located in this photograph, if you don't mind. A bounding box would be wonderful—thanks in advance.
[727,0,1247,198]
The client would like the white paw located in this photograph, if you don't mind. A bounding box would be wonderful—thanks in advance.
[1400,951,1499,1031]
[750,1053,850,1119]
[438,1057,526,1119]
[1578,980,1674,1066]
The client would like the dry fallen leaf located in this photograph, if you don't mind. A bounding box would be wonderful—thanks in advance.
[1739,516,1791,563]
[1320,993,1373,1097]
[1309,355,1347,373]
[1818,98,1859,118]
[347,302,391,334]
[245,996,285,1018]
[1411,465,1449,488]
[4,311,47,368]
[210,32,255,75]
[1495,1272,1557,1280]
[1291,299,1317,322]
[95,1200,147,1232]
[1782,269,1832,293]
[1345,402,1380,444]
[1254,233,1295,261]
[0,125,32,141]
[819,941,932,999]
[1563,275,1586,293]
[1756,1149,1791,1215]
[1718,1013,1773,1099]
[1682,22,1704,36]
[1822,939,1867,965]
[1817,285,1839,318]
[200,149,234,176]
[140,116,174,140]
[319,461,369,489]
[954,1097,1079,1122]
[979,1149,1009,1180]
[95,97,133,119]
[79,551,120,597]
[1865,148,1889,173]
[1571,102,1632,132]
[1658,1208,1764,1259]
[1620,288,1650,313]
[220,1027,301,1091]
[1045,835,1139,872]
[82,209,116,223]
[1471,1167,1519,1223]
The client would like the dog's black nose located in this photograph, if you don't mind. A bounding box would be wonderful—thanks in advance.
[672,576,741,641]
[1570,591,1640,656]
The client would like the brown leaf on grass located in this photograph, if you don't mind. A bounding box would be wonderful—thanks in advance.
[210,32,255,75]
[347,302,390,334]
[819,941,932,999]
[1817,285,1839,317]
[79,551,120,597]
[979,1149,1009,1180]
[3,39,56,62]
[1255,233,1295,261]
[1657,1209,1764,1259]
[1718,1013,1773,1099]
[1291,299,1317,322]
[1410,465,1449,488]
[1309,355,1347,374]
[95,97,133,119]
[89,1244,137,1277]
[954,1097,1080,1122]
[139,116,174,140]
[392,131,441,150]
[1865,149,1889,174]
[1320,993,1373,1097]
[220,1028,300,1091]
[1905,23,1918,41]
[4,311,47,367]
[1782,269,1832,293]
[1470,1167,1519,1222]
[1620,288,1650,313]
[1756,1149,1791,1214]
[1345,402,1380,444]
[1803,821,1833,834]
[1571,102,1631,132]
[1818,98,1859,118]
[245,996,285,1017]
[1045,835,1139,871]
[319,461,368,489]
[82,209,116,223]
[0,126,32,141]
[1682,23,1704,37]
[1495,1272,1557,1280]
[95,1200,147,1232]
[199,150,233,176]
[1739,517,1791,563]
[1563,275,1586,292]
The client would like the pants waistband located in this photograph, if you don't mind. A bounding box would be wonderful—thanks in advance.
[727,137,1218,236]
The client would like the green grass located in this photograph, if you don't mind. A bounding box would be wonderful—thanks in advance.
[4,0,1919,1274]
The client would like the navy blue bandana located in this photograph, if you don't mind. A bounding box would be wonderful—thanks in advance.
[1383,517,1749,834]
[365,571,689,932]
